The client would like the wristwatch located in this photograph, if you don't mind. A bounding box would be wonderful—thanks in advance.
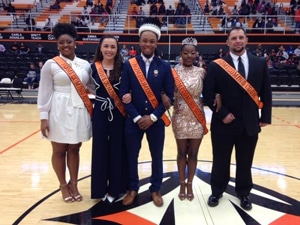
[150,114,157,122]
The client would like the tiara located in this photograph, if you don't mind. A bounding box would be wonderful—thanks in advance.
[182,37,197,46]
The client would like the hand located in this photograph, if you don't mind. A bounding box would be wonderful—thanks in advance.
[213,93,222,112]
[259,122,269,127]
[122,93,132,104]
[40,119,49,138]
[161,93,171,110]
[137,115,153,130]
[222,113,235,124]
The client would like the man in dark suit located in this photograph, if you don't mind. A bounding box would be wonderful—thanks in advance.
[203,27,272,210]
[119,18,174,207]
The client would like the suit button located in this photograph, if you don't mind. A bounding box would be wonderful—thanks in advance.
[145,108,148,110]
[145,100,148,103]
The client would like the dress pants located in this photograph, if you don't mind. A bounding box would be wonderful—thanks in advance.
[210,130,258,197]
[125,119,165,193]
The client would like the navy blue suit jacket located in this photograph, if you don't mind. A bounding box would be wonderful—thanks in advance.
[119,55,174,121]
[203,52,272,136]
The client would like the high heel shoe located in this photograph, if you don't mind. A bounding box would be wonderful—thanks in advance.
[187,181,194,201]
[69,180,83,202]
[178,180,186,200]
[60,183,74,203]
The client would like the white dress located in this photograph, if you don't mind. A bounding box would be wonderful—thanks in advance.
[37,55,92,144]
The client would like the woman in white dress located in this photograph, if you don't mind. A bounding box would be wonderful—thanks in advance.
[37,23,93,203]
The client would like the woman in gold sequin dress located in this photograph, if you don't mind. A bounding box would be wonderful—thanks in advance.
[171,37,207,201]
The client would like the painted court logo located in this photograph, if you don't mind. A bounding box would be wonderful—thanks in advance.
[14,164,300,225]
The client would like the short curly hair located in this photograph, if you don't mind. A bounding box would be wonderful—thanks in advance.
[52,23,77,40]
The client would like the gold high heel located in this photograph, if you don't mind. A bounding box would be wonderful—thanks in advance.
[60,183,74,203]
[69,180,83,202]
[187,181,194,201]
[178,180,186,200]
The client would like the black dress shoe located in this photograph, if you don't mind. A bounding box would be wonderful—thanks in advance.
[207,194,222,207]
[239,196,252,210]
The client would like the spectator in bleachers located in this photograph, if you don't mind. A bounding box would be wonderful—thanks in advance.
[217,48,224,58]
[131,0,146,6]
[204,1,210,14]
[183,5,191,23]
[100,9,109,24]
[197,55,207,70]
[294,5,300,33]
[158,2,166,15]
[0,43,6,53]
[24,62,37,89]
[294,45,300,56]
[252,17,265,33]
[35,61,44,84]
[19,42,30,55]
[10,42,19,54]
[97,4,105,14]
[166,5,175,23]
[265,18,274,33]
[150,2,158,15]
[137,6,145,27]
[276,45,289,60]
[128,45,137,58]
[36,42,44,54]
[5,3,15,16]
[174,56,182,69]
[239,2,250,16]
[0,3,4,13]
[50,0,61,11]
[232,5,239,16]
[89,7,98,25]
[120,44,129,62]
[105,3,111,14]
[175,5,186,27]
[253,44,263,57]
[131,6,138,20]
[82,6,89,18]
[86,0,93,7]
[25,15,36,31]
[107,0,113,8]
[43,18,54,31]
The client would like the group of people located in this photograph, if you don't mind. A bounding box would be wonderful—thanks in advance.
[37,19,272,211]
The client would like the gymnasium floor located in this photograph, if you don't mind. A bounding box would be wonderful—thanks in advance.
[0,100,299,225]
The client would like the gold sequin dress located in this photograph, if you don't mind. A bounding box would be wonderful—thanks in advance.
[171,66,206,139]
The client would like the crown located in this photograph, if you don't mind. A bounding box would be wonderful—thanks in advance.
[139,23,161,40]
[182,37,197,46]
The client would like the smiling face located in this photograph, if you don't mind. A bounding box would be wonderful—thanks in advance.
[181,44,197,67]
[100,37,118,61]
[227,28,248,56]
[57,34,76,60]
[139,31,157,58]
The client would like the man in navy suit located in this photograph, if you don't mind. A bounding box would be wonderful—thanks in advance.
[203,27,272,210]
[119,18,174,207]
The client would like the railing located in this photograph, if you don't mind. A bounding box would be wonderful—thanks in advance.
[0,13,298,35]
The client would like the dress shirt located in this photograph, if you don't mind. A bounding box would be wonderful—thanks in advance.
[230,52,249,79]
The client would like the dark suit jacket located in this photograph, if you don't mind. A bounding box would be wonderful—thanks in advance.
[119,55,174,121]
[203,52,272,136]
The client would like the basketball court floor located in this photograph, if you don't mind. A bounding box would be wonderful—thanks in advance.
[0,103,299,225]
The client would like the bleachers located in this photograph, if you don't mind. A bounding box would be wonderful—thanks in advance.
[199,0,293,33]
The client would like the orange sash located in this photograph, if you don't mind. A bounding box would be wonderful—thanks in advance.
[53,56,93,118]
[128,58,171,126]
[172,68,208,135]
[214,58,263,109]
[95,62,126,117]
